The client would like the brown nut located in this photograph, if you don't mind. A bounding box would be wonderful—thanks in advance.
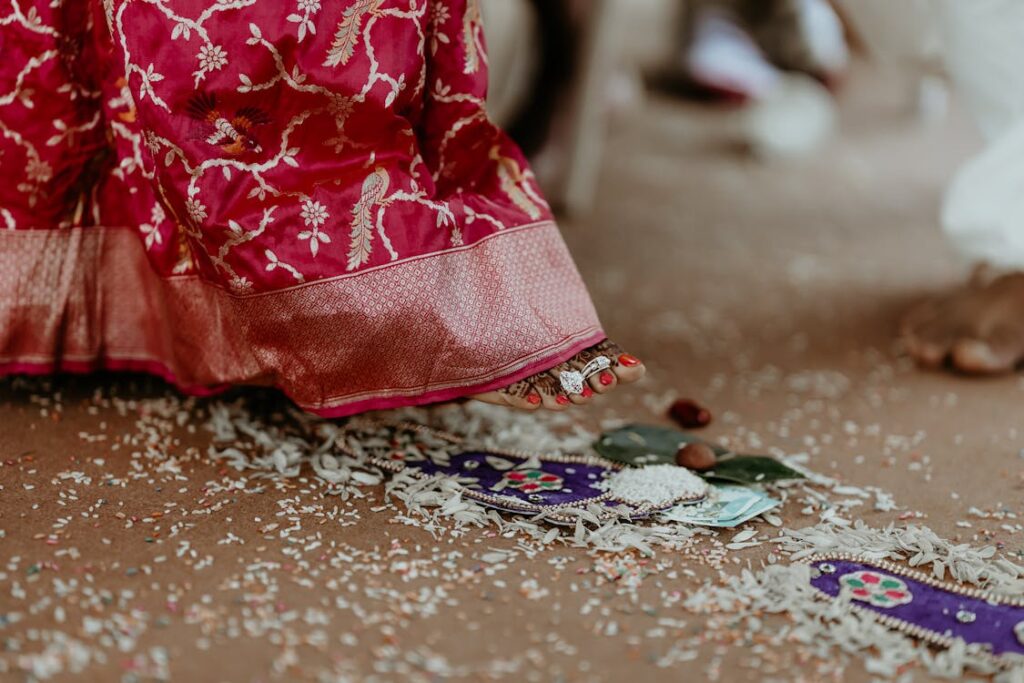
[668,399,712,429]
[674,442,716,471]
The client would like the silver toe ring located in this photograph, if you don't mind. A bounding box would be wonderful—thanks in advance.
[559,356,612,395]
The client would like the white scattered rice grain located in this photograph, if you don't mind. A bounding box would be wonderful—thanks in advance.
[731,529,758,544]
[598,465,708,507]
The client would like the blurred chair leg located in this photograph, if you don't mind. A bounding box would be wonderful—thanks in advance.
[557,0,628,216]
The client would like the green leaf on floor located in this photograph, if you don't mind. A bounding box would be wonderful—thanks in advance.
[592,424,804,484]
[593,424,729,465]
[701,456,805,484]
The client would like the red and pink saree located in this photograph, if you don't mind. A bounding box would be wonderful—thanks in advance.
[0,0,604,416]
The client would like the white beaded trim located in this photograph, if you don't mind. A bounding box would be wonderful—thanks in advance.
[800,552,1024,669]
[346,420,707,523]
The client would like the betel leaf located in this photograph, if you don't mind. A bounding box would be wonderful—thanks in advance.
[592,424,805,484]
[592,424,729,466]
[701,456,805,484]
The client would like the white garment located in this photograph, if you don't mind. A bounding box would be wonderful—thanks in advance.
[479,0,539,128]
[840,0,1024,268]
[939,1,1024,268]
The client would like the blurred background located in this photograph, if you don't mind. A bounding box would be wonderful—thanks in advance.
[470,0,991,411]
[481,0,951,215]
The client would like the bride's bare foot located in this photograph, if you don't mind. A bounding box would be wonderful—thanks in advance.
[472,340,646,411]
[901,268,1024,374]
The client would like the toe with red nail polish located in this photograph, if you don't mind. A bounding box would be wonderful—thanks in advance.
[484,340,644,411]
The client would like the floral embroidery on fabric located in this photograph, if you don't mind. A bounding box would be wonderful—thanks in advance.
[429,4,451,54]
[288,0,322,43]
[0,0,603,417]
[501,470,564,493]
[840,571,913,608]
[1014,621,1024,646]
[76,0,551,290]
[298,199,331,257]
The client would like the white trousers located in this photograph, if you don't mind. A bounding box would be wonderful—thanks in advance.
[938,1,1024,267]
[842,0,1024,268]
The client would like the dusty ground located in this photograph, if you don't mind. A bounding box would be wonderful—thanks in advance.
[2,66,1023,682]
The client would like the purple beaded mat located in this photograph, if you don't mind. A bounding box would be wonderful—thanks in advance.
[373,448,703,525]
[806,554,1024,666]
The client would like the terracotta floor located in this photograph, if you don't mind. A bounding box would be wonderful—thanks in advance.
[2,67,1022,682]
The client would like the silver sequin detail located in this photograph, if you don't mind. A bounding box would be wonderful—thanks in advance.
[956,610,977,624]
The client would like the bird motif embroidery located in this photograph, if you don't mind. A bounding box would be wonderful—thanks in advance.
[347,167,390,271]
[186,92,270,156]
[490,146,542,220]
[171,225,197,275]
[462,0,483,74]
[324,0,383,68]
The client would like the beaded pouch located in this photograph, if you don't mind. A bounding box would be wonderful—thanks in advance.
[363,423,707,524]
[806,554,1024,668]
